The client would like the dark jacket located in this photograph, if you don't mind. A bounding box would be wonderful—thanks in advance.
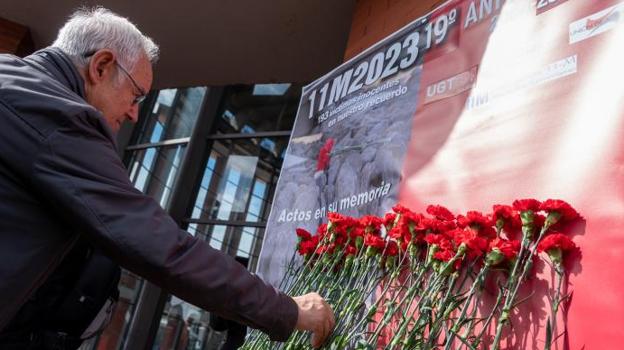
[0,48,297,341]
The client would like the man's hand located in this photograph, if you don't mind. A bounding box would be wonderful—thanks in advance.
[293,292,335,348]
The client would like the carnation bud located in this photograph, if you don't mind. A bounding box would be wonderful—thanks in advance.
[545,211,562,228]
[495,218,505,233]
[520,210,535,226]
[520,211,536,240]
[426,244,439,265]
[439,260,458,276]
[486,249,504,266]
[457,243,468,256]
[345,255,355,269]
[327,220,335,232]
[432,260,442,273]
[355,236,364,250]
[322,253,332,265]
[365,246,378,257]
[408,243,420,258]
[547,247,563,266]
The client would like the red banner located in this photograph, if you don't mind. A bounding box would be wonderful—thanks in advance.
[400,1,624,348]
[260,1,624,348]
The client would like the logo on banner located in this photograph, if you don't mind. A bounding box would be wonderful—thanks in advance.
[536,0,568,15]
[569,3,623,44]
[465,55,577,111]
[425,66,478,105]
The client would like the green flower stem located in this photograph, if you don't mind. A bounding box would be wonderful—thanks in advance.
[491,223,551,350]
[407,273,447,336]
[383,262,430,343]
[544,263,564,350]
[389,288,418,349]
[398,276,447,349]
[286,232,337,293]
[424,273,459,349]
[278,249,300,290]
[365,270,408,346]
[444,265,490,350]
[385,271,432,349]
[468,284,504,350]
[345,261,425,346]
[327,256,385,348]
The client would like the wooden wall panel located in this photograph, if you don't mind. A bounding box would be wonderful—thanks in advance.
[0,17,34,56]
[344,0,446,60]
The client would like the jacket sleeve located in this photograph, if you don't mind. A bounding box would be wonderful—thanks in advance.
[29,113,298,341]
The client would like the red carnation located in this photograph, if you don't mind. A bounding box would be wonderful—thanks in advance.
[512,198,542,212]
[328,212,348,223]
[383,212,397,229]
[534,213,546,226]
[360,215,383,232]
[433,243,462,270]
[457,211,493,228]
[426,204,456,221]
[316,223,328,237]
[384,240,399,257]
[538,233,577,254]
[540,199,578,220]
[453,228,488,259]
[392,212,422,241]
[457,211,496,238]
[424,233,447,246]
[540,199,579,226]
[418,217,455,234]
[364,233,386,250]
[345,245,357,256]
[485,237,520,266]
[392,203,415,215]
[391,224,410,240]
[349,226,364,238]
[298,238,318,256]
[316,138,334,171]
[315,244,331,255]
[328,212,358,238]
[538,232,577,265]
[296,228,312,241]
[489,238,521,260]
[492,204,521,231]
[433,249,455,262]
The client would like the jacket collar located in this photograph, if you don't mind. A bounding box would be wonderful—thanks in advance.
[25,47,87,99]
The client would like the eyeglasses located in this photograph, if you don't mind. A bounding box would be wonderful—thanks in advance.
[114,61,147,105]
[83,51,147,105]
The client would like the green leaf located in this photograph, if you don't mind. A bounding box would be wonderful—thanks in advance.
[354,339,374,350]
[448,329,478,350]
[544,319,552,350]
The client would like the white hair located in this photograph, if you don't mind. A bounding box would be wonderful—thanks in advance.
[52,7,159,73]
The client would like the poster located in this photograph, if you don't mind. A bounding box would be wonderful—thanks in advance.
[259,0,624,347]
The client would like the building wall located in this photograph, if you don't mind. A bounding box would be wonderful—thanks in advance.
[344,0,446,60]
[0,17,33,56]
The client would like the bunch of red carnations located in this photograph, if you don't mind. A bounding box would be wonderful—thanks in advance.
[242,199,580,350]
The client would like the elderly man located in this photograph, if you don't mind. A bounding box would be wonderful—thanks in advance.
[0,7,334,350]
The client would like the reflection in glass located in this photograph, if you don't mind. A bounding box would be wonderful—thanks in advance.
[136,87,207,144]
[217,83,302,134]
[190,137,286,228]
[152,225,261,350]
[128,144,188,209]
[252,83,291,96]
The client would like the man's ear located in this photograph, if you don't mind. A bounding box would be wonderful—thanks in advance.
[86,49,116,85]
